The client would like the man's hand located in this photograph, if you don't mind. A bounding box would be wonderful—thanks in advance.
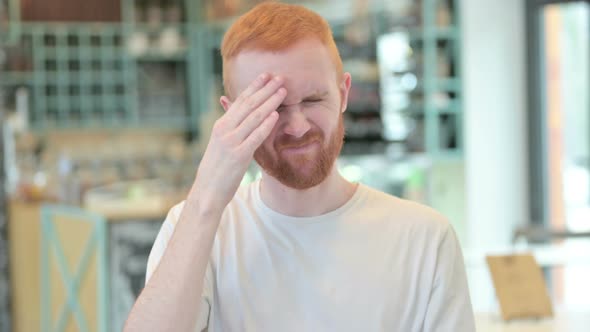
[191,73,286,213]
[124,74,286,332]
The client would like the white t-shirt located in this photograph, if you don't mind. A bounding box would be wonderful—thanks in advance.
[146,181,475,332]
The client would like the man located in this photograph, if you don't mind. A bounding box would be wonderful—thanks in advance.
[125,2,475,331]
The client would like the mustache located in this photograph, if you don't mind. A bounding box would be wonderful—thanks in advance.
[275,130,323,151]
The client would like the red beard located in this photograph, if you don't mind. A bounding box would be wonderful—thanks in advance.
[254,114,345,190]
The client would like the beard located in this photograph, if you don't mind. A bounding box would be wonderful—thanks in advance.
[254,114,345,190]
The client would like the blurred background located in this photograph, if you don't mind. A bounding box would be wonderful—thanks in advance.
[0,0,588,331]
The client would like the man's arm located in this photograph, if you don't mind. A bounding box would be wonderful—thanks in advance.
[124,73,286,332]
[125,200,220,331]
[422,225,476,332]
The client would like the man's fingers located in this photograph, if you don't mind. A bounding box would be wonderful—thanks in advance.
[234,73,270,105]
[233,87,286,142]
[240,111,279,152]
[225,75,284,127]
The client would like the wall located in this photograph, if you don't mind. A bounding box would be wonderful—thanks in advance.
[462,0,529,250]
[461,0,529,311]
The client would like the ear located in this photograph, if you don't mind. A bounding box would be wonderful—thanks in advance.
[219,96,232,112]
[339,72,352,113]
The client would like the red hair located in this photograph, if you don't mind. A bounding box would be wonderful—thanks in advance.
[220,1,343,97]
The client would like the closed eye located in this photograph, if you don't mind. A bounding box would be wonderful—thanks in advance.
[277,100,321,111]
[303,99,322,103]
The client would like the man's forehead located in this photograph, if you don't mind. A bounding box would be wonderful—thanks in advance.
[232,66,330,98]
[227,41,335,96]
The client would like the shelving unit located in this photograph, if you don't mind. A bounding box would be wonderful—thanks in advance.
[377,0,462,157]
[24,24,136,129]
[120,0,204,134]
[0,0,205,134]
[0,0,462,153]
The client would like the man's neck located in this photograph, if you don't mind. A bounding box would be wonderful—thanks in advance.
[259,168,357,217]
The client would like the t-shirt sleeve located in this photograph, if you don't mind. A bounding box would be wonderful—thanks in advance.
[145,201,213,332]
[422,224,476,332]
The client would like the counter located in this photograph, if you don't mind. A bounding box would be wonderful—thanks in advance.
[8,196,179,332]
[475,311,590,332]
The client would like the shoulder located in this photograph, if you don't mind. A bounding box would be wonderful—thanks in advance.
[165,200,187,226]
[162,181,255,227]
[160,182,257,236]
[145,200,186,282]
[357,184,451,236]
[221,181,258,217]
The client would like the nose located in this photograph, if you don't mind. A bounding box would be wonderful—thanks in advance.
[281,106,311,138]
